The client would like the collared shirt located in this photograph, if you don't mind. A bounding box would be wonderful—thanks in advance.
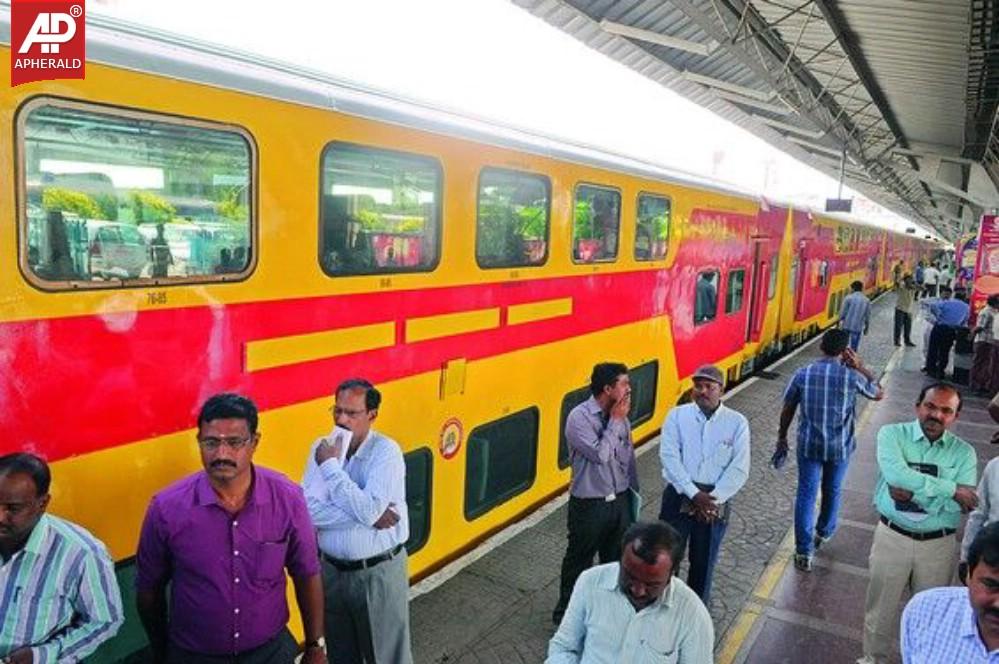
[961,457,999,561]
[976,308,998,344]
[839,291,871,332]
[924,267,940,285]
[0,514,123,663]
[895,283,916,313]
[783,357,880,461]
[931,298,970,327]
[873,421,977,532]
[659,402,751,503]
[901,586,999,663]
[136,466,320,655]
[303,429,408,561]
[566,397,637,499]
[546,563,713,664]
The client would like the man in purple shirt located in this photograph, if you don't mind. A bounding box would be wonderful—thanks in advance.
[136,393,326,664]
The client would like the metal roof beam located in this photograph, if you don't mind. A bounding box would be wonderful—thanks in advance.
[598,20,718,56]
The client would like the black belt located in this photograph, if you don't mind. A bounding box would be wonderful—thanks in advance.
[880,516,955,542]
[322,544,404,572]
[571,491,628,503]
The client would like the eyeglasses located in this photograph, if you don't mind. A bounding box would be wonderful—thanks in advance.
[329,406,368,418]
[197,436,252,450]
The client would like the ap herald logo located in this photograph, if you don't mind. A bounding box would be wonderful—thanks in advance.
[11,0,85,86]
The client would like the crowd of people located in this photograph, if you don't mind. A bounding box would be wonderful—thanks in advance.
[3,315,999,663]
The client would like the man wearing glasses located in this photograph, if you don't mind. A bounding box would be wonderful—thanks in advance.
[136,393,327,664]
[302,378,412,664]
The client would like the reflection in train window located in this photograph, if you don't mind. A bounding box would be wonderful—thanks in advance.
[726,269,746,314]
[476,168,550,268]
[572,184,620,263]
[320,142,441,276]
[635,193,670,262]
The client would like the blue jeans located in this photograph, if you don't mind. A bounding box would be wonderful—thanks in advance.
[847,330,862,351]
[794,452,850,556]
[659,485,728,604]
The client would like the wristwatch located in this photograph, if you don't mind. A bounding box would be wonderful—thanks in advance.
[305,636,327,653]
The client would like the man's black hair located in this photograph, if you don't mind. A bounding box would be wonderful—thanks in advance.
[590,362,629,397]
[623,521,684,566]
[0,453,51,496]
[968,522,999,571]
[916,382,962,413]
[820,329,850,356]
[198,393,259,434]
[336,378,382,411]
[851,280,864,291]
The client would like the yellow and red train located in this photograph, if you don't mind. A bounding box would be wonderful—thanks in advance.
[0,14,933,660]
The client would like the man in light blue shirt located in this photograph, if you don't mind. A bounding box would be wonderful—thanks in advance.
[839,280,871,351]
[925,286,970,378]
[901,522,999,663]
[659,364,750,603]
[546,521,713,664]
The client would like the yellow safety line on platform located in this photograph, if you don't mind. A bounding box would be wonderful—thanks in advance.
[716,346,899,664]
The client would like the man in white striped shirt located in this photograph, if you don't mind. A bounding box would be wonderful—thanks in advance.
[303,378,412,664]
[0,453,123,663]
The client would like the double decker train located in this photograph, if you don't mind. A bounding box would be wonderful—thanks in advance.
[0,12,934,660]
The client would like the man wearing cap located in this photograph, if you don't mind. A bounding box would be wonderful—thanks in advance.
[776,329,884,572]
[659,364,750,603]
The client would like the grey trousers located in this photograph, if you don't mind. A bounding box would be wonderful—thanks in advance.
[322,551,413,664]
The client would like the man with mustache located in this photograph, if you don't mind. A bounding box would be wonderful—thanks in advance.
[136,393,327,664]
[0,453,123,664]
[659,364,750,603]
[546,521,713,663]
[859,383,978,664]
[900,521,999,662]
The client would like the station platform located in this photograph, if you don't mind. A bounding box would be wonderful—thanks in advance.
[407,296,999,664]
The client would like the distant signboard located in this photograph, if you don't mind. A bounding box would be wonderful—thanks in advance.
[971,214,999,324]
[825,198,853,213]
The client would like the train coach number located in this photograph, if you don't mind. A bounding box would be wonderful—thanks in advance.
[147,291,168,305]
[439,417,463,460]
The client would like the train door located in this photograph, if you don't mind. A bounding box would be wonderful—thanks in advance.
[746,239,770,342]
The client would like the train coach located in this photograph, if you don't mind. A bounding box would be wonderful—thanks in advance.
[0,12,934,660]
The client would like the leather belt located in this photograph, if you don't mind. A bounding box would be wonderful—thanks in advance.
[322,544,404,572]
[880,516,955,542]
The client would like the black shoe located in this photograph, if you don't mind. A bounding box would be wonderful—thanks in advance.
[894,342,900,347]
[905,342,916,347]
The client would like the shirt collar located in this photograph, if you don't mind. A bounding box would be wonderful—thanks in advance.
[695,402,727,421]
[600,563,674,611]
[350,430,376,460]
[195,465,269,506]
[20,513,51,559]
[909,420,954,448]
[960,594,978,640]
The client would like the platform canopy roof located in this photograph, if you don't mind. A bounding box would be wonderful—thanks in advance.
[512,0,999,239]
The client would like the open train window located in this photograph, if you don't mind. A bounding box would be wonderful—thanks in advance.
[635,193,670,262]
[817,260,830,287]
[320,142,441,276]
[464,408,539,520]
[694,270,719,324]
[476,168,550,268]
[726,269,746,314]
[17,98,255,290]
[404,448,432,554]
[572,184,620,264]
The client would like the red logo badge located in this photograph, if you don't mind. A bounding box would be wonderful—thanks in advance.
[10,0,86,87]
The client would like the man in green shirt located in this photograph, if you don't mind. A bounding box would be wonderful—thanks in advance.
[860,383,978,664]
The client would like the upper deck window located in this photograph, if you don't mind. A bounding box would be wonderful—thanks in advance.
[320,143,441,276]
[635,193,670,261]
[18,99,255,289]
[572,184,620,263]
[476,168,550,268]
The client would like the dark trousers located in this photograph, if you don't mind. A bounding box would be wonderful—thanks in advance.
[893,309,913,345]
[166,628,298,664]
[554,494,631,616]
[924,284,939,298]
[927,324,958,376]
[658,485,728,604]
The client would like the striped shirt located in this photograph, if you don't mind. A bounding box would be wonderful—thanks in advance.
[839,291,871,333]
[902,586,999,663]
[783,357,880,461]
[0,514,123,663]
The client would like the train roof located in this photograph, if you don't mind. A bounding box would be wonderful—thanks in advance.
[0,7,925,241]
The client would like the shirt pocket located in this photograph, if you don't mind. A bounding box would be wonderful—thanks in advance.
[639,638,679,664]
[250,537,289,587]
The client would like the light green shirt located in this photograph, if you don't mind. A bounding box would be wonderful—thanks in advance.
[546,563,713,664]
[873,421,977,532]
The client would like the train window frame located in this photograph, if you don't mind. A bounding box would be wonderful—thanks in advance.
[571,183,622,265]
[725,268,746,314]
[768,255,779,300]
[694,268,720,325]
[475,167,551,269]
[403,447,433,555]
[464,407,540,521]
[558,385,592,470]
[318,141,443,277]
[15,96,258,292]
[634,192,671,262]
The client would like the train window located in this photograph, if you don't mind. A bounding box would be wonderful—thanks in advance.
[476,168,550,268]
[404,448,433,554]
[789,258,799,297]
[572,184,620,263]
[635,193,670,261]
[628,361,658,427]
[464,408,539,520]
[18,99,254,289]
[320,143,441,276]
[817,260,830,287]
[558,385,591,470]
[726,269,746,314]
[694,270,719,324]
[768,255,779,300]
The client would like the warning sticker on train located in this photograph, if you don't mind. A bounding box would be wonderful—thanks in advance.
[439,418,463,460]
